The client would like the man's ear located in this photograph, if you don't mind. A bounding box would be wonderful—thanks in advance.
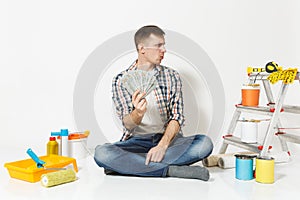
[138,43,145,54]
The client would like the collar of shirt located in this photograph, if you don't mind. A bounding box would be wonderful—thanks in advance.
[128,60,161,76]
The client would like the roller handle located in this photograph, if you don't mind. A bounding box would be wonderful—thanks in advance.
[26,148,46,168]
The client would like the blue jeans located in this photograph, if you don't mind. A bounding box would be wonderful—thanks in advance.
[94,133,213,177]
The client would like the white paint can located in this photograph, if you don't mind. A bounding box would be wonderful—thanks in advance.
[241,121,258,143]
[68,132,89,160]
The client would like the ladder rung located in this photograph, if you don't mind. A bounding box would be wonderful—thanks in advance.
[236,105,274,115]
[277,133,300,144]
[236,104,300,115]
[282,105,300,114]
[223,135,261,153]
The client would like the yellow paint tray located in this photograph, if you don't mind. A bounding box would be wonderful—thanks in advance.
[4,154,78,183]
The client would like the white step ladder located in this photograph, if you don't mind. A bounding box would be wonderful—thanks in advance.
[219,72,300,157]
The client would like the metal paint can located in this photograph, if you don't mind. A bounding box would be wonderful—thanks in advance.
[235,154,256,180]
[241,121,258,143]
[241,84,260,107]
[255,156,275,184]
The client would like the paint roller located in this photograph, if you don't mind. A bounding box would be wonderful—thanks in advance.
[27,148,78,187]
[26,148,66,170]
[41,169,77,187]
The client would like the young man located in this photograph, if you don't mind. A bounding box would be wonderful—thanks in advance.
[94,25,213,181]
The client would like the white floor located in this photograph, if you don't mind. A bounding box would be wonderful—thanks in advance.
[1,148,300,200]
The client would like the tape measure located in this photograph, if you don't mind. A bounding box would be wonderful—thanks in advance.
[265,61,281,73]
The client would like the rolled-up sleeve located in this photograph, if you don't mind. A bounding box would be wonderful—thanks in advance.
[112,73,135,141]
[112,73,133,121]
[169,71,185,127]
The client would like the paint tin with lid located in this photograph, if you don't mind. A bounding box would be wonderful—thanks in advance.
[241,84,260,107]
[68,131,89,160]
[235,154,256,180]
[241,121,258,143]
[255,156,275,184]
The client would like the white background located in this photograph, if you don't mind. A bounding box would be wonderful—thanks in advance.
[1,0,300,158]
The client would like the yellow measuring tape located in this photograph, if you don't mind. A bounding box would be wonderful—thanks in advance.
[267,68,298,84]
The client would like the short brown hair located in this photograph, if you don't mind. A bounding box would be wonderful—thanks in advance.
[134,25,165,50]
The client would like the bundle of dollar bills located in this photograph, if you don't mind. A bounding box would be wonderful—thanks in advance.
[121,70,157,97]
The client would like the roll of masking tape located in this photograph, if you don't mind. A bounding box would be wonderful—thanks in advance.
[255,156,275,184]
[41,169,76,187]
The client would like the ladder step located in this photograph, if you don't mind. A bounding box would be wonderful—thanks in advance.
[236,104,300,115]
[282,105,300,114]
[223,135,261,153]
[236,105,274,115]
[277,132,300,144]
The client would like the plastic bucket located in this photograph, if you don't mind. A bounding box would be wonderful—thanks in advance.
[241,84,260,106]
[68,133,89,160]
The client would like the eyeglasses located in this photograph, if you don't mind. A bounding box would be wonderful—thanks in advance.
[144,43,166,50]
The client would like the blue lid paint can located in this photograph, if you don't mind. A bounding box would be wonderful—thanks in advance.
[235,154,256,180]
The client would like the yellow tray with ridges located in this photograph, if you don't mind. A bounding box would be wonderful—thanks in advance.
[4,155,78,183]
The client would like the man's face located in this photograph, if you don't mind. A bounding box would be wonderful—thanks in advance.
[141,34,166,65]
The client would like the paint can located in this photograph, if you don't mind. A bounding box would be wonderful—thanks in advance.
[235,154,256,180]
[255,156,275,184]
[68,132,89,160]
[241,121,258,143]
[241,84,260,107]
